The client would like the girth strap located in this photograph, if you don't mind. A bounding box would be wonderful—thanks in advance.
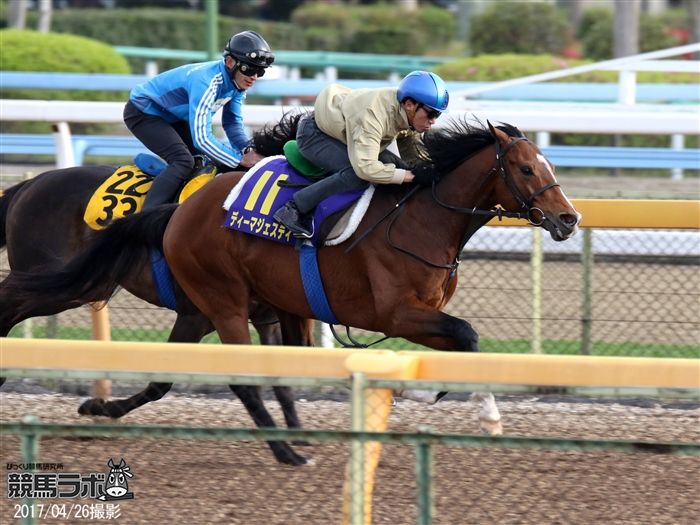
[150,249,177,311]
[299,243,339,324]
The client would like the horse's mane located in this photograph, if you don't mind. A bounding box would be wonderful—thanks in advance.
[252,111,309,157]
[411,118,525,183]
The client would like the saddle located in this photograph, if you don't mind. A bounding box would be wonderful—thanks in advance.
[223,142,373,247]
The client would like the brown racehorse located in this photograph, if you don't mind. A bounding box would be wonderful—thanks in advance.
[1,119,581,465]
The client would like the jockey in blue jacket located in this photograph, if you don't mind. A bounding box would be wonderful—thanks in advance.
[124,30,273,211]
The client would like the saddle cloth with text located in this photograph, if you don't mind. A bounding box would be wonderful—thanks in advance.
[223,155,373,247]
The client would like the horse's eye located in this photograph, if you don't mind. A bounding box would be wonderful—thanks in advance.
[521,165,533,176]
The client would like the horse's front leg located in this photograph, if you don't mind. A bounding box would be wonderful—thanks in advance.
[470,392,503,435]
[387,303,503,435]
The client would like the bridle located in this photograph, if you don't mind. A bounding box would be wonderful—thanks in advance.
[432,135,560,227]
[380,133,561,275]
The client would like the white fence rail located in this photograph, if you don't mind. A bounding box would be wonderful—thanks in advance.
[2,98,698,136]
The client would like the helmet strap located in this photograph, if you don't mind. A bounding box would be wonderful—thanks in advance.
[225,58,244,90]
[401,99,418,131]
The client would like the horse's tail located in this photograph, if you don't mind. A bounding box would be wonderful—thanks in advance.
[0,179,34,248]
[252,110,308,157]
[2,205,178,323]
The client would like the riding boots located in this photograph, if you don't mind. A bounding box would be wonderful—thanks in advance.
[141,175,183,212]
[273,201,314,238]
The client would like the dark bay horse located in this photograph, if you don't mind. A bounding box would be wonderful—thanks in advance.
[0,122,313,465]
[2,118,581,463]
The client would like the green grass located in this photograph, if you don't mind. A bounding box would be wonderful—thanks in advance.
[7,326,698,358]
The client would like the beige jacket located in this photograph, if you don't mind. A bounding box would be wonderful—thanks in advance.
[313,84,422,184]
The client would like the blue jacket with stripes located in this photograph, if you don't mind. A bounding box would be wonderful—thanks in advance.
[129,59,248,168]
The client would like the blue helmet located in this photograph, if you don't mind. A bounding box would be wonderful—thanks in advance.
[397,71,449,112]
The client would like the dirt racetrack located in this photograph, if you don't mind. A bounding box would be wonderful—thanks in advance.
[1,390,698,525]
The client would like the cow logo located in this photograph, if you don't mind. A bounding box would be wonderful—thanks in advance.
[98,458,134,501]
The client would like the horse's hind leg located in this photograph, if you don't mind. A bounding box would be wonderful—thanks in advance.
[0,273,81,388]
[271,314,316,445]
[250,303,303,430]
[78,312,214,418]
[229,384,307,466]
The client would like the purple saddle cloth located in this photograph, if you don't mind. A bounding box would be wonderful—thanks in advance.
[223,156,364,246]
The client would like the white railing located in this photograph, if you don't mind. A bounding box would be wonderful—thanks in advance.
[450,43,700,106]
[2,97,697,135]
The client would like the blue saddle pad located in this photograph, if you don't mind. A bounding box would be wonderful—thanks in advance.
[223,156,364,247]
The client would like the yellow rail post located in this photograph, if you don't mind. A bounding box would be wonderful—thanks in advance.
[90,302,112,399]
[342,352,419,525]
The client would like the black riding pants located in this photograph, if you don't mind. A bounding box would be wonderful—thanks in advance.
[123,100,196,210]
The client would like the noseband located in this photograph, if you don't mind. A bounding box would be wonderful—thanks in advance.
[433,135,560,226]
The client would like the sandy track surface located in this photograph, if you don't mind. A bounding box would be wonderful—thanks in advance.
[1,391,698,524]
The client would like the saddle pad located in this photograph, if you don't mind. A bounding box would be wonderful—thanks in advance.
[84,165,152,230]
[84,166,214,230]
[223,155,371,246]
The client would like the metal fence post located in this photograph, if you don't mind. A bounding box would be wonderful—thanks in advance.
[531,228,543,354]
[416,425,433,525]
[20,415,40,525]
[671,133,684,181]
[581,228,593,355]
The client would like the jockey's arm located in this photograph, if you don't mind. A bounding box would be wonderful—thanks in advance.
[187,76,242,168]
[346,119,406,185]
[222,97,251,153]
[395,130,424,163]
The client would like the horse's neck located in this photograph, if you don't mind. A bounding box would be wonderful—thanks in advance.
[367,146,498,262]
[416,146,498,246]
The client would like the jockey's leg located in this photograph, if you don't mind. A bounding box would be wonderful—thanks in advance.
[293,167,368,214]
[273,113,369,237]
[123,101,195,211]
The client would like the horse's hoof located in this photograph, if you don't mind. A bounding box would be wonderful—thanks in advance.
[479,418,503,436]
[274,448,307,466]
[78,398,124,419]
[395,389,439,404]
[78,398,106,416]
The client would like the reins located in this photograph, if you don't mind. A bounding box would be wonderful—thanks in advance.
[343,185,421,254]
[385,133,561,272]
[431,136,559,226]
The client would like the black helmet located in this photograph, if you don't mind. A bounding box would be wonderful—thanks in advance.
[224,30,274,67]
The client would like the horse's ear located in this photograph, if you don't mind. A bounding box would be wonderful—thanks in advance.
[487,120,506,143]
[487,120,497,137]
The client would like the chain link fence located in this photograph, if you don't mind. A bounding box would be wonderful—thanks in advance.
[4,226,698,358]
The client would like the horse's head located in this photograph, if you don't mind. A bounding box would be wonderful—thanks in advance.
[488,121,581,241]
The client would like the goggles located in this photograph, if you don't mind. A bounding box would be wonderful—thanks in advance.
[421,105,442,120]
[238,62,268,78]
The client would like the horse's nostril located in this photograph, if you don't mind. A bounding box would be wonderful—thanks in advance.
[560,213,578,226]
